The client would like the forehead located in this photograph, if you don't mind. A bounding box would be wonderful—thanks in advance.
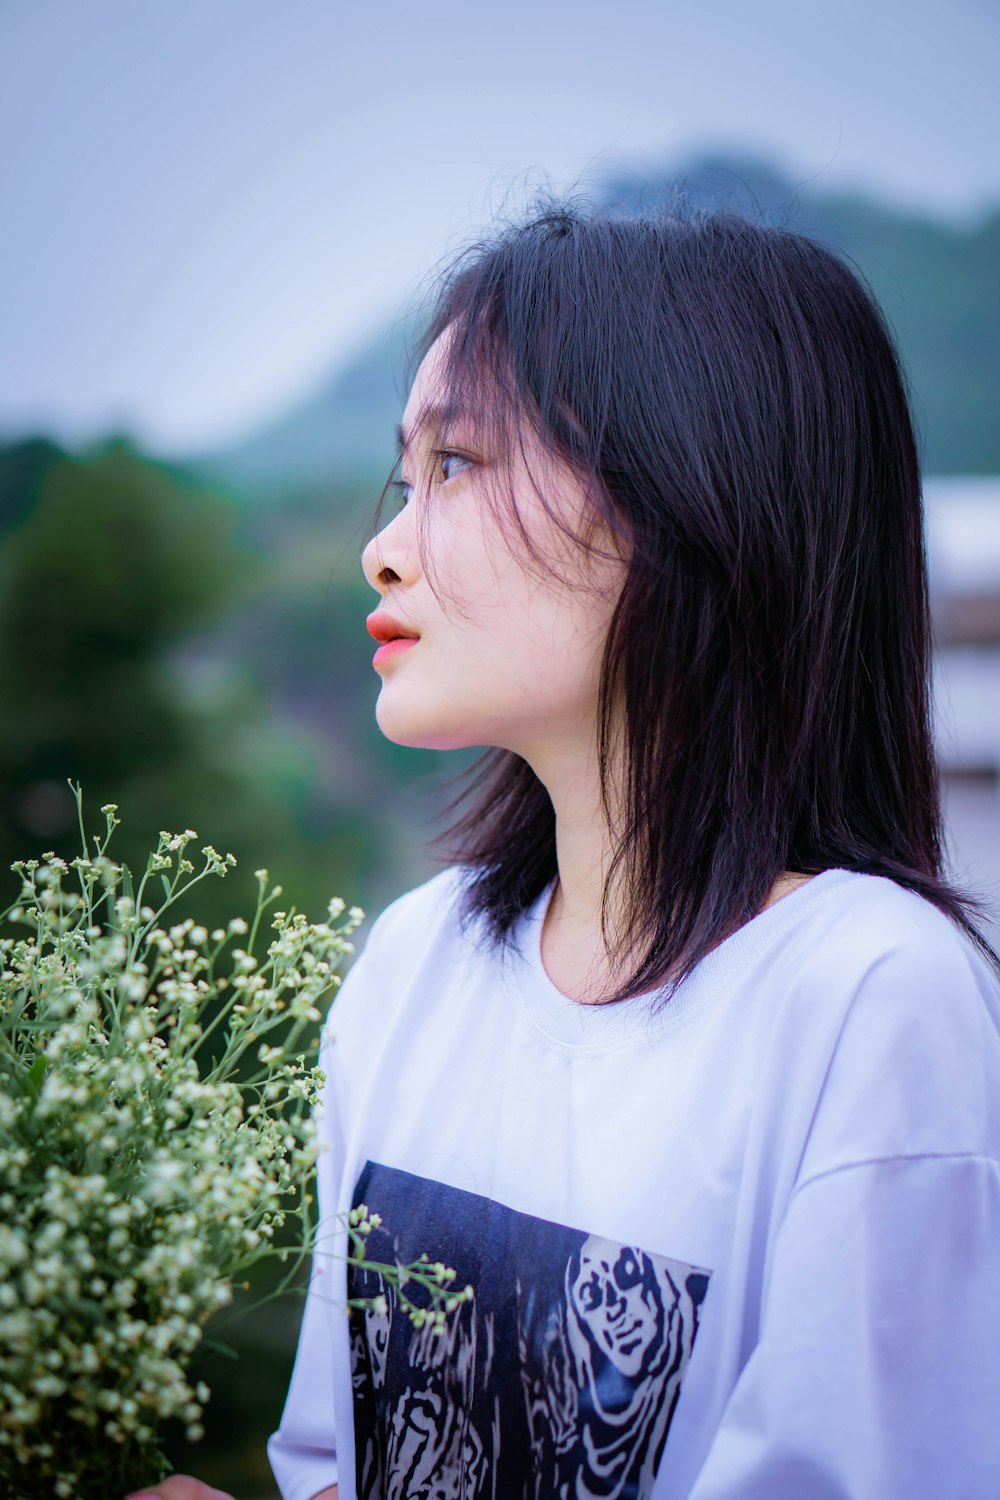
[400,330,461,445]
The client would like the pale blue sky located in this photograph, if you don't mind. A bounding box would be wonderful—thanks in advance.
[1,0,997,455]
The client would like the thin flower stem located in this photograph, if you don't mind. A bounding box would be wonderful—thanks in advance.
[0,792,466,1497]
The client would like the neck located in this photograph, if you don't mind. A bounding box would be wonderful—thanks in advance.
[521,714,809,1008]
[521,725,813,1006]
[521,721,634,1004]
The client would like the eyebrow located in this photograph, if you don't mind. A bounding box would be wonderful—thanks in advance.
[395,404,473,460]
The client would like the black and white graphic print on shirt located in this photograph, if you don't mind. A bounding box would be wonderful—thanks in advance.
[348,1162,711,1500]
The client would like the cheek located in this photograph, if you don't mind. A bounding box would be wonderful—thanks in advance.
[397,509,620,720]
[468,595,599,695]
[452,576,612,724]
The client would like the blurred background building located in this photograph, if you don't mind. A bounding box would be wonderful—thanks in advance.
[1,0,998,1492]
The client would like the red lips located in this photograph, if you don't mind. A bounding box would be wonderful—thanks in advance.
[366,611,420,644]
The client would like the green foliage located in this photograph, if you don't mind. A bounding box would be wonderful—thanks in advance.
[0,438,381,933]
[0,439,242,840]
[0,436,65,536]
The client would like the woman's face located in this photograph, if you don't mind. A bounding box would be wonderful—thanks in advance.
[361,329,628,760]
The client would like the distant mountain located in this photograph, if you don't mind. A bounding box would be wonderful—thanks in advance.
[179,152,1000,501]
[178,309,423,502]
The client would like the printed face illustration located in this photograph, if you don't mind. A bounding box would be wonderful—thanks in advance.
[349,1163,711,1500]
[569,1237,670,1380]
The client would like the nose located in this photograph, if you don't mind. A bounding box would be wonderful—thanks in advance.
[361,509,418,595]
[605,1283,626,1322]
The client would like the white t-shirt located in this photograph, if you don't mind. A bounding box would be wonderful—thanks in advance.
[268,864,1000,1500]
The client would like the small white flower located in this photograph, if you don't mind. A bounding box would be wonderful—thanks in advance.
[0,805,461,1491]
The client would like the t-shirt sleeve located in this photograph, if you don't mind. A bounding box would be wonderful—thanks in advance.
[266,874,449,1500]
[686,905,1000,1500]
[266,909,389,1500]
[265,1011,346,1500]
[686,1151,1000,1499]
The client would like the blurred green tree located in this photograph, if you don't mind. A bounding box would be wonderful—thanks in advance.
[0,437,379,1490]
[0,438,240,861]
[0,438,372,930]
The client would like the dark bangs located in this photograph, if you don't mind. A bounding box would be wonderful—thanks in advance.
[368,197,1000,1004]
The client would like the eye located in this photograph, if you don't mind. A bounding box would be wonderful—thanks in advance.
[578,1272,602,1310]
[615,1250,642,1290]
[388,450,471,513]
[436,449,472,483]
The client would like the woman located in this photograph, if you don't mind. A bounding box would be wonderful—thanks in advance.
[137,201,1000,1500]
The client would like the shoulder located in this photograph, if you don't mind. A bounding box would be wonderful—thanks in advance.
[772,870,1000,1178]
[321,863,475,1048]
[734,868,1000,1068]
[769,868,997,1000]
[351,863,474,970]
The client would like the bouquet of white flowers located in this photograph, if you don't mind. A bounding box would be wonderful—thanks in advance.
[0,786,469,1499]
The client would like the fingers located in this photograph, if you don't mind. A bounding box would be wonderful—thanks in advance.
[125,1475,236,1500]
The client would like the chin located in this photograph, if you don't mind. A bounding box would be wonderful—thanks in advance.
[373,695,485,753]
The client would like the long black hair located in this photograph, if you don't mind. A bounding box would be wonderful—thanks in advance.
[368,195,1000,1004]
